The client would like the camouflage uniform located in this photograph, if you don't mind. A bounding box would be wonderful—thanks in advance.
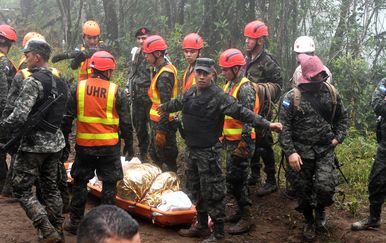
[64,79,131,225]
[1,67,68,233]
[366,78,386,219]
[127,48,152,158]
[149,61,178,172]
[162,82,271,239]
[279,84,348,214]
[0,54,17,190]
[245,50,282,186]
[223,75,256,211]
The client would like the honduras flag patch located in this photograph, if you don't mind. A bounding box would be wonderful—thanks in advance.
[379,84,386,93]
[282,99,291,108]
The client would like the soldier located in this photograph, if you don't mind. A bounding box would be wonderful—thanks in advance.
[18,32,46,70]
[143,35,179,172]
[181,33,203,92]
[351,78,386,231]
[292,36,332,87]
[70,20,108,81]
[126,27,152,161]
[243,20,283,195]
[0,24,17,193]
[219,49,257,234]
[158,58,282,243]
[1,39,68,242]
[63,51,131,235]
[279,54,348,240]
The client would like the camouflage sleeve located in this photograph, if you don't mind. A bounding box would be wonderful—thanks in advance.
[220,91,270,129]
[116,87,133,140]
[156,71,175,131]
[279,91,297,157]
[238,82,256,136]
[162,93,184,113]
[0,58,9,114]
[332,92,348,143]
[2,72,23,119]
[265,54,283,89]
[3,77,39,128]
[371,78,386,117]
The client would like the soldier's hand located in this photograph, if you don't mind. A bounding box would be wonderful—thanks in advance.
[331,138,339,147]
[288,152,302,172]
[269,122,283,133]
[157,105,166,116]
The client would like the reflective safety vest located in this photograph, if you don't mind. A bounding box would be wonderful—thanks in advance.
[148,63,179,122]
[20,67,61,79]
[76,78,119,146]
[182,66,196,93]
[222,77,260,141]
[78,45,92,81]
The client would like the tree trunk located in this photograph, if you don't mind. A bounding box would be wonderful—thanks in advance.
[102,0,119,53]
[329,0,352,59]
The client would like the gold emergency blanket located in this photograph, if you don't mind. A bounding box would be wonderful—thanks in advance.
[140,172,180,207]
[117,163,162,201]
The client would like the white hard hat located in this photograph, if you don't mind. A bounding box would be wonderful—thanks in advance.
[293,36,315,53]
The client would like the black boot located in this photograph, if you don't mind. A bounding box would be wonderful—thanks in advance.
[302,209,315,241]
[256,181,277,196]
[351,204,381,231]
[315,206,327,229]
[201,221,224,243]
[37,217,61,243]
[178,214,210,238]
[63,217,79,235]
[228,207,253,234]
[225,209,241,223]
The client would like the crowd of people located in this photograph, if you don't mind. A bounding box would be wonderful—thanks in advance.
[0,18,384,243]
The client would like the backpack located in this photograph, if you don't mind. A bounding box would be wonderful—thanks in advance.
[293,82,337,123]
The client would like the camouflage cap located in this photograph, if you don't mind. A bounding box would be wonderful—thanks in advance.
[195,58,215,73]
[22,38,51,56]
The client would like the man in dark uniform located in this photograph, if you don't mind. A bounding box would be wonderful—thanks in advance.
[126,27,152,161]
[144,35,179,172]
[158,58,282,243]
[0,24,17,192]
[1,39,68,242]
[243,20,283,195]
[279,54,348,240]
[63,51,131,235]
[351,77,386,231]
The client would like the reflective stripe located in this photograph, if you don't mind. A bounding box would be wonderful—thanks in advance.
[20,67,61,79]
[77,132,118,140]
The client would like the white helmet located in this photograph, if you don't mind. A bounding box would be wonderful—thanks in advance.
[293,36,315,53]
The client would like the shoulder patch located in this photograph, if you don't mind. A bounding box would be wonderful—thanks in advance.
[379,84,386,93]
[282,99,291,108]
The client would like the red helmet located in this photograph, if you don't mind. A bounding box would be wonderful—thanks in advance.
[219,48,246,68]
[89,51,116,71]
[182,33,203,49]
[244,20,268,39]
[143,35,167,53]
[0,24,17,42]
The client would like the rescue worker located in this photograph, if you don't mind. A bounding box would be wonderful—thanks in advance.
[351,77,386,231]
[244,20,283,196]
[126,27,152,161]
[70,20,107,81]
[279,54,348,240]
[181,33,203,92]
[18,32,46,70]
[292,36,332,87]
[219,48,257,234]
[1,39,68,242]
[158,58,282,243]
[0,24,17,193]
[63,51,131,235]
[143,35,179,172]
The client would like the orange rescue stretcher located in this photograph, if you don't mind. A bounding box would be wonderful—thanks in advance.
[64,162,196,226]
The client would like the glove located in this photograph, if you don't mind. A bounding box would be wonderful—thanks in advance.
[74,51,87,63]
[155,131,167,149]
[51,53,69,63]
[232,141,249,158]
[123,139,134,160]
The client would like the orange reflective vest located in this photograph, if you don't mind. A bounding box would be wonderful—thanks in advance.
[222,77,260,141]
[148,63,178,122]
[182,66,196,93]
[76,78,119,146]
[78,45,93,81]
